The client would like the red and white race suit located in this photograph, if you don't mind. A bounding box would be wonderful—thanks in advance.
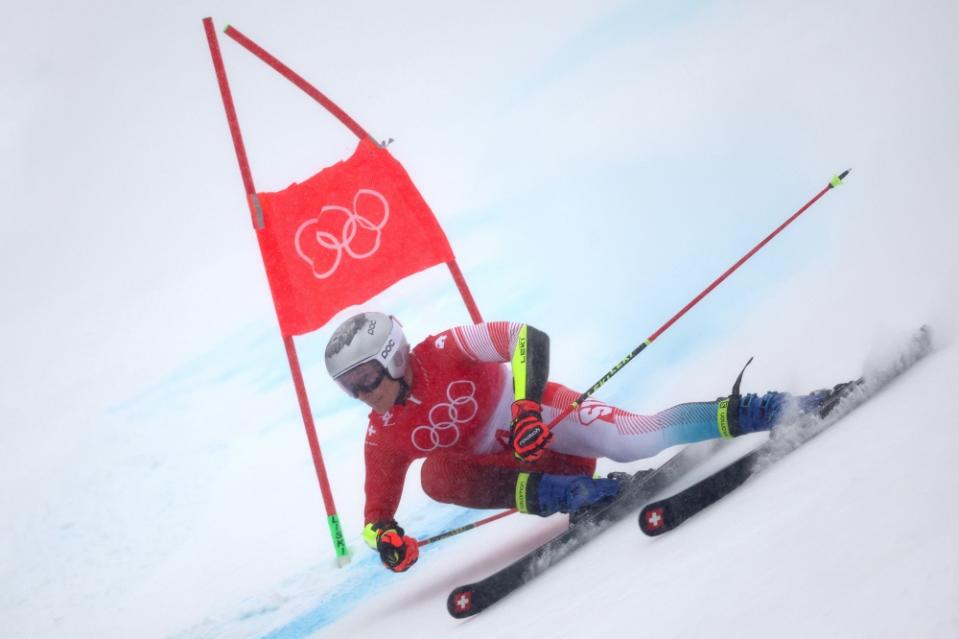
[363,321,723,526]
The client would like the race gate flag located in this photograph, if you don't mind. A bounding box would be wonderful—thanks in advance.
[252,138,455,335]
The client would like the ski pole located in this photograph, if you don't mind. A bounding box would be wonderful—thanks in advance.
[546,170,851,429]
[418,509,518,547]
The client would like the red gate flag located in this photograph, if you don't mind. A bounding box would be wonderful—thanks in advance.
[252,138,456,336]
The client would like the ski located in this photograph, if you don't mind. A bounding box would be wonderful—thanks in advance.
[446,438,725,618]
[639,326,933,537]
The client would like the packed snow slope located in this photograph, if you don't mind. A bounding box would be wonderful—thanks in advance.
[2,1,957,638]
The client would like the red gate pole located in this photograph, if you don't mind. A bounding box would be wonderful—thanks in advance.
[203,17,350,566]
[223,23,484,323]
[446,260,484,323]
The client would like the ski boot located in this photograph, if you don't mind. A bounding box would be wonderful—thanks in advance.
[721,358,860,436]
[567,471,642,525]
[517,472,624,518]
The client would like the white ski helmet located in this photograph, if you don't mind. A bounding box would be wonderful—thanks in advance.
[325,312,410,395]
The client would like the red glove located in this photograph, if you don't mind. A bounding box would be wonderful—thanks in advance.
[375,522,420,572]
[509,399,552,461]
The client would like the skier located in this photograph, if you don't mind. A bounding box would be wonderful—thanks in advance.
[325,312,837,572]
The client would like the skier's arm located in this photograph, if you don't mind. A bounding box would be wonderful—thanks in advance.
[447,321,550,402]
[362,445,420,572]
[509,323,550,404]
[363,444,413,529]
[446,321,554,461]
[506,324,552,460]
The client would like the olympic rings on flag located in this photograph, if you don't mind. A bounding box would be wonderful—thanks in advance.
[294,189,390,279]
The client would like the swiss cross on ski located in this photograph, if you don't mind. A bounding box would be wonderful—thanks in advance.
[644,506,665,532]
[452,590,472,614]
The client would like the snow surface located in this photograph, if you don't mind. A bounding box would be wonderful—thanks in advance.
[2,1,958,637]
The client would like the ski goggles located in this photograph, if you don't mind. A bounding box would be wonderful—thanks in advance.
[335,360,389,398]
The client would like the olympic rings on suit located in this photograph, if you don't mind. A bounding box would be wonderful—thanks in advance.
[411,381,478,452]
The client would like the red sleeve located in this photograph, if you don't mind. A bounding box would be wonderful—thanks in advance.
[363,439,414,525]
[447,321,522,363]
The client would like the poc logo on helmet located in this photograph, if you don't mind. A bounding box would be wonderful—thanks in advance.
[381,339,396,359]
[368,319,377,335]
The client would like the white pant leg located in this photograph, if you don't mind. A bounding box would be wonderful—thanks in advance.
[544,400,670,462]
[477,378,713,463]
